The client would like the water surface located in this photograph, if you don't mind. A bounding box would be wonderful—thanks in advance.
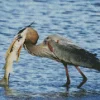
[0,0,100,99]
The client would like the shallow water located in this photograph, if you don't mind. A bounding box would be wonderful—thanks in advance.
[0,0,100,99]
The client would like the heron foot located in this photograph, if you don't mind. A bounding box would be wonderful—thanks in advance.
[62,82,70,90]
[77,77,87,88]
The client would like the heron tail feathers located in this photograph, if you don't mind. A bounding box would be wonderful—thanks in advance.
[92,59,100,71]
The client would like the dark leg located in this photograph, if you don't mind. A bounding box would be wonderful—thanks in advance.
[63,65,70,88]
[75,66,87,88]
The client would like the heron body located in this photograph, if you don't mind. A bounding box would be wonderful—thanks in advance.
[46,37,100,69]
[19,27,100,88]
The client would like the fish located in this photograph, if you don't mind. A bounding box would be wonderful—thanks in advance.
[0,29,28,85]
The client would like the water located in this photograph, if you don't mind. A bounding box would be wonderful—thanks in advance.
[0,0,100,99]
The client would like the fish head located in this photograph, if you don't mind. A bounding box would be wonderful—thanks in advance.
[17,28,28,40]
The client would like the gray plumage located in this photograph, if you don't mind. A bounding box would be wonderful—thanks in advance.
[24,34,100,71]
[48,37,100,70]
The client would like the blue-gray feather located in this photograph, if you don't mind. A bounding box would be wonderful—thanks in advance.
[45,34,100,70]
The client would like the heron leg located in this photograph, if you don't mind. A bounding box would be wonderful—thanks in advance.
[75,66,87,88]
[63,65,70,88]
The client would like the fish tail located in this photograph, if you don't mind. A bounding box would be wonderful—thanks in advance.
[0,65,9,85]
[1,62,13,85]
[0,77,7,85]
[4,70,10,85]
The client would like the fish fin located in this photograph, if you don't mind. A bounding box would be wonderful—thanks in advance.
[16,45,23,62]
[3,63,7,70]
[5,38,17,60]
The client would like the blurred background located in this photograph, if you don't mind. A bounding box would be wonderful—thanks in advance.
[0,0,100,99]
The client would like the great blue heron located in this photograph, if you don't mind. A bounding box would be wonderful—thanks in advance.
[18,26,100,88]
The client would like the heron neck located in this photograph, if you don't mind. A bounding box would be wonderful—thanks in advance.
[24,43,36,54]
[24,42,44,56]
[24,42,57,60]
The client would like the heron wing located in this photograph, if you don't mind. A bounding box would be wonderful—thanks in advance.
[48,40,98,67]
[46,34,74,46]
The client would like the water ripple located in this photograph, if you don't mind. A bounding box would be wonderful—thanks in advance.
[0,0,100,99]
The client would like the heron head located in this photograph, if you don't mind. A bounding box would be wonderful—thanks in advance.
[44,36,53,44]
[17,27,39,45]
